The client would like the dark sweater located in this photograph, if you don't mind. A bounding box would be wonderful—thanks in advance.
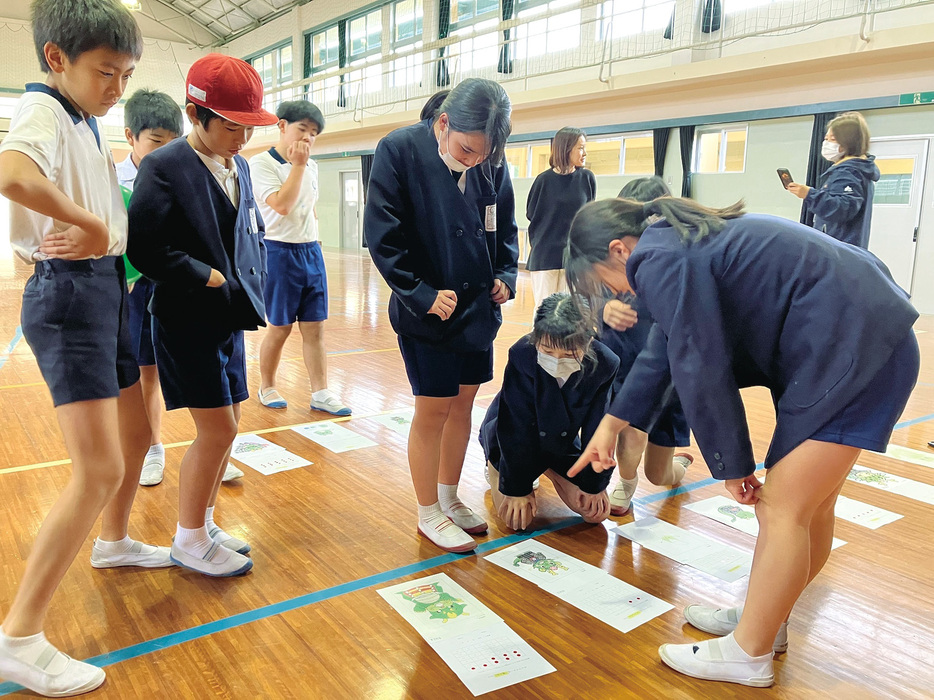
[525,168,596,271]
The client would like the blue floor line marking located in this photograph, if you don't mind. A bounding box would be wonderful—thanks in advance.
[3,411,934,694]
[0,326,23,371]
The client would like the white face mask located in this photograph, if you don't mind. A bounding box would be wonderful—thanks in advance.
[537,350,581,384]
[438,124,471,173]
[821,139,844,163]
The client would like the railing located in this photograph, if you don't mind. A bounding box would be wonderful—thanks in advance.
[252,0,931,134]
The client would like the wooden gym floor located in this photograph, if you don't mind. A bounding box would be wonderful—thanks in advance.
[0,248,932,699]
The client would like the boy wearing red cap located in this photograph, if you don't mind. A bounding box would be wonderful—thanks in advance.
[127,53,277,577]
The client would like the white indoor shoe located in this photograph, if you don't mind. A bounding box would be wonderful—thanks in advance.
[659,632,774,688]
[684,605,788,653]
[417,517,476,553]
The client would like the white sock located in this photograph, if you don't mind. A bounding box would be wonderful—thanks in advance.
[721,632,772,661]
[205,506,234,545]
[438,483,468,513]
[174,523,213,557]
[311,389,332,402]
[0,629,70,675]
[94,535,134,553]
[418,502,449,529]
[146,443,165,460]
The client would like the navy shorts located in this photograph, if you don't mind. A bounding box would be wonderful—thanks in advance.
[809,332,920,453]
[127,276,156,366]
[21,257,140,407]
[264,240,328,327]
[153,319,248,411]
[398,335,494,398]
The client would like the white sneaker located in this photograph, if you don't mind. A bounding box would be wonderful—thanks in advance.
[139,454,165,487]
[0,633,105,698]
[684,605,788,653]
[659,633,774,688]
[90,539,173,569]
[532,477,540,490]
[207,524,251,554]
[417,517,476,553]
[258,387,287,409]
[609,475,639,516]
[169,542,253,577]
[310,389,351,417]
[441,503,488,535]
[222,463,244,482]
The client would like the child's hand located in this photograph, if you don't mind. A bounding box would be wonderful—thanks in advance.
[490,279,511,304]
[498,492,537,531]
[288,141,311,167]
[725,475,762,505]
[603,299,638,331]
[568,415,625,477]
[38,218,109,259]
[206,268,227,287]
[428,290,457,320]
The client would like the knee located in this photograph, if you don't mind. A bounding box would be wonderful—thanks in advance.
[415,403,452,428]
[76,460,125,501]
[300,321,324,340]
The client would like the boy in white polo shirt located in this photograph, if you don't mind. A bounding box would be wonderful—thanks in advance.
[0,0,169,695]
[249,101,350,416]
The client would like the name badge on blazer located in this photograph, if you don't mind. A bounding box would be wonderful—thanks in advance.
[484,204,497,232]
[249,206,258,234]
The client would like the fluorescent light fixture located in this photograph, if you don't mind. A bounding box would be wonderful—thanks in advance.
[121,0,142,10]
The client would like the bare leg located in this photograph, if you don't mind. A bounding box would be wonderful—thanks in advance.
[178,406,238,529]
[643,442,683,486]
[2,399,124,636]
[99,381,151,541]
[259,323,293,393]
[733,440,860,656]
[437,385,481,486]
[208,403,241,509]
[615,426,647,481]
[409,395,455,505]
[139,365,163,445]
[299,321,327,393]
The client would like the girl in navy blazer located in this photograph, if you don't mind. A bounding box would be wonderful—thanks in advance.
[365,79,519,553]
[565,197,918,688]
[480,294,619,530]
[602,177,693,516]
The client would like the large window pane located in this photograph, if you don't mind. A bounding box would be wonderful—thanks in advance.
[530,143,551,175]
[505,146,529,179]
[695,131,721,173]
[587,138,623,175]
[622,135,654,174]
[279,45,292,84]
[723,129,746,172]
[394,0,424,42]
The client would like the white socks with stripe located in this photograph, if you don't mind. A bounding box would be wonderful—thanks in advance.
[174,524,214,558]
[0,629,104,696]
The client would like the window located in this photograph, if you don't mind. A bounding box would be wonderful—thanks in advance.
[584,133,655,175]
[514,1,581,60]
[874,158,915,206]
[450,24,500,71]
[347,61,384,95]
[451,0,499,28]
[694,126,747,173]
[596,0,674,40]
[390,46,423,87]
[393,0,424,44]
[248,43,293,88]
[530,142,552,175]
[504,146,529,179]
[349,8,382,59]
[309,75,342,105]
[309,26,340,73]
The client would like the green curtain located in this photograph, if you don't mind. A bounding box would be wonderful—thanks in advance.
[701,0,721,33]
[437,0,452,86]
[498,0,515,74]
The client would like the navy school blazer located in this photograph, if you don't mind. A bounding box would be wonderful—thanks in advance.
[364,119,519,352]
[608,213,918,481]
[127,138,267,333]
[480,337,620,496]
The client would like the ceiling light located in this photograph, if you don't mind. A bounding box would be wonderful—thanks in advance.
[121,0,142,10]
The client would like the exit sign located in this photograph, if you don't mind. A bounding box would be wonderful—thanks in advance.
[899,92,934,105]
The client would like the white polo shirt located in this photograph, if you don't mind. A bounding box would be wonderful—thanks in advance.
[0,83,126,263]
[115,155,138,190]
[249,147,319,244]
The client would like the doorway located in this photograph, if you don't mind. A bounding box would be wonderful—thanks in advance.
[340,170,363,250]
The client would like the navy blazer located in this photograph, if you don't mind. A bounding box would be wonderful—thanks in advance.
[804,156,880,248]
[364,119,519,352]
[480,337,619,496]
[127,138,267,333]
[609,213,918,480]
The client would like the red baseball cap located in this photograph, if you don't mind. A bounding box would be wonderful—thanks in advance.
[186,53,278,127]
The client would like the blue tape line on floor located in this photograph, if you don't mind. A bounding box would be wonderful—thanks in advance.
[3,411,934,694]
[0,326,23,371]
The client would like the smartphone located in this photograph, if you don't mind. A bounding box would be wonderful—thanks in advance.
[777,168,794,189]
